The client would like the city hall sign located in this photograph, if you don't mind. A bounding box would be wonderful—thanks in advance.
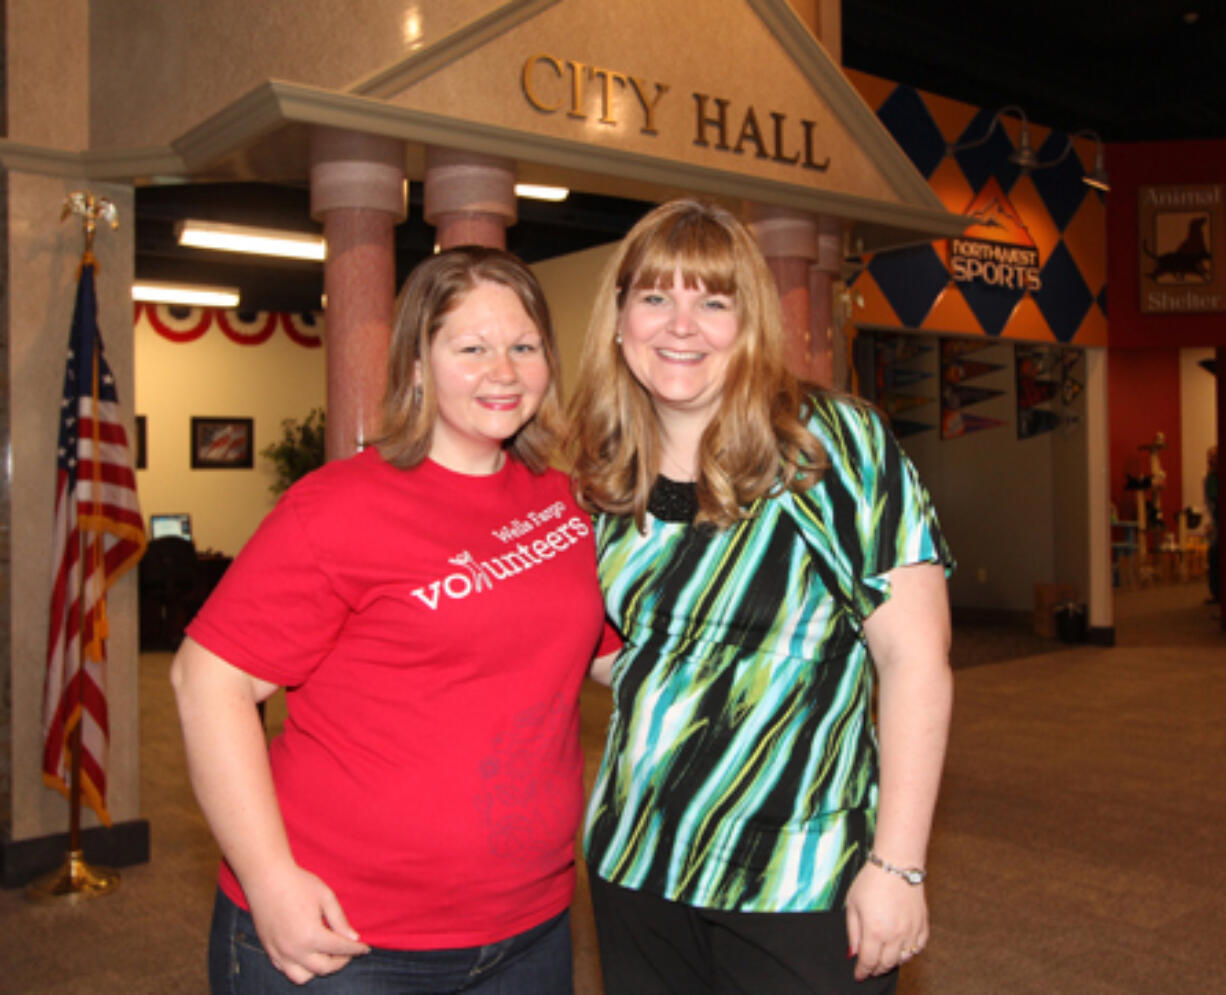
[521,53,831,172]
[949,179,1041,291]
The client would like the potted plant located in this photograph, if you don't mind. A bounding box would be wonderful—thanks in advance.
[261,407,326,495]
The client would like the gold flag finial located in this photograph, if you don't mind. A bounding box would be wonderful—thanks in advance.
[61,191,119,261]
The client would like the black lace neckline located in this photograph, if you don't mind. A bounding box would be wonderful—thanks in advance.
[648,475,698,523]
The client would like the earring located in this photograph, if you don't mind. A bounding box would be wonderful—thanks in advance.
[413,384,423,404]
[615,333,623,345]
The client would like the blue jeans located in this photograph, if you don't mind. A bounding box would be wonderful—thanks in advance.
[208,887,573,993]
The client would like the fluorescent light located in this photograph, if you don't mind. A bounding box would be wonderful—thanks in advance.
[515,183,569,202]
[132,281,241,308]
[177,219,326,261]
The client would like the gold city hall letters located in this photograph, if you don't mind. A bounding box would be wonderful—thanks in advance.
[521,53,830,172]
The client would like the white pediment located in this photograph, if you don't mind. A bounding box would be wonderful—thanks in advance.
[0,0,966,251]
[374,0,933,209]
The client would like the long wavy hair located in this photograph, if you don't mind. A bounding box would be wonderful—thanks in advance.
[568,199,826,529]
[375,246,564,473]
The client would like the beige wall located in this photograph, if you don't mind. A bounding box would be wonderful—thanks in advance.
[531,242,616,404]
[88,0,495,149]
[7,0,90,147]
[134,312,326,557]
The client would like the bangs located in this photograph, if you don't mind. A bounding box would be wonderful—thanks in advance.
[621,210,738,297]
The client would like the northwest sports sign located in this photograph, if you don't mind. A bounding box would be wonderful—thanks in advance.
[948,179,1041,292]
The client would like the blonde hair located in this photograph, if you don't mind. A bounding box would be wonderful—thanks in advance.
[375,246,564,472]
[568,199,826,529]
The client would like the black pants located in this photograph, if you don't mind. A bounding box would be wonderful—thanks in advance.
[589,874,898,995]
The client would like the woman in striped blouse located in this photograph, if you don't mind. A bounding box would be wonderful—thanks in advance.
[571,199,954,994]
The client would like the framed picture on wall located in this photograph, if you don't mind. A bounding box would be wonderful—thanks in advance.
[190,416,254,469]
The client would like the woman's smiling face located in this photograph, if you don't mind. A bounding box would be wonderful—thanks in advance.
[423,280,550,473]
[618,269,739,424]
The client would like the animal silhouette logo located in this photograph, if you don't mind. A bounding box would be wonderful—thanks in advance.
[1143,215,1212,282]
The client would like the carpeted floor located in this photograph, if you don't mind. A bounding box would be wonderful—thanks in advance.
[1,582,1221,993]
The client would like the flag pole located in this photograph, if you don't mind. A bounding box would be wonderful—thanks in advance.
[27,193,122,904]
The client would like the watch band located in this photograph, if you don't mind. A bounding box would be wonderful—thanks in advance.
[866,850,927,885]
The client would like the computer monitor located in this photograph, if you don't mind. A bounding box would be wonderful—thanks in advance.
[149,513,193,542]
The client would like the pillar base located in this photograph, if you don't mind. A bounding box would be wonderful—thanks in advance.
[1,818,149,888]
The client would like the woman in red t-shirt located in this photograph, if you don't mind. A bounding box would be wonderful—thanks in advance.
[172,247,614,993]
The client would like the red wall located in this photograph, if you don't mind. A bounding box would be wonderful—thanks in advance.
[1105,140,1225,540]
[1108,348,1183,523]
[1106,140,1226,350]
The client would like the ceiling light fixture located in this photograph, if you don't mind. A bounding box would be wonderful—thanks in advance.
[1030,129,1111,192]
[176,219,326,261]
[947,105,1038,169]
[515,183,570,202]
[132,281,241,308]
[948,108,1109,190]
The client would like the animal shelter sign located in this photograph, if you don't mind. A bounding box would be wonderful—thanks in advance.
[1138,184,1225,314]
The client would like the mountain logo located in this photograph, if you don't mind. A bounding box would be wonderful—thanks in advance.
[949,178,1042,291]
[961,179,1036,245]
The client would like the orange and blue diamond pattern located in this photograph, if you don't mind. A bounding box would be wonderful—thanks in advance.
[846,70,1107,346]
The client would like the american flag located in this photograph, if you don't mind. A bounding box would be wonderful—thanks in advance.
[41,260,146,826]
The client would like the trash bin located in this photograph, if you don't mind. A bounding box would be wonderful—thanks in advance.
[1034,583,1077,637]
[1054,601,1087,643]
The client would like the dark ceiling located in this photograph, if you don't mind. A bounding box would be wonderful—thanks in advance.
[842,0,1226,144]
[135,2,1226,314]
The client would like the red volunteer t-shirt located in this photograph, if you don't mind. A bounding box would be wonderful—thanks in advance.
[187,449,617,949]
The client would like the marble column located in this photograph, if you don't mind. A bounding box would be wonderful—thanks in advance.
[423,147,517,250]
[751,207,841,388]
[809,214,844,389]
[310,128,406,460]
[1084,347,1114,641]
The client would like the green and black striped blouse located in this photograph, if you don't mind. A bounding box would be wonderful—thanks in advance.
[584,393,953,912]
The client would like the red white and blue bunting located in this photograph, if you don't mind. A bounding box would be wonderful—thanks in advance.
[281,311,325,348]
[136,302,323,348]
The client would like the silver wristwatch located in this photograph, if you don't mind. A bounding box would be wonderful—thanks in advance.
[866,850,927,885]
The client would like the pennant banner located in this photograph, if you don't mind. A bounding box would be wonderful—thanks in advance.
[942,410,1007,440]
[879,392,933,417]
[943,383,1004,409]
[1018,406,1064,440]
[942,359,1005,384]
[940,338,996,360]
[1017,377,1060,409]
[1060,377,1084,406]
[891,418,935,438]
[874,334,932,364]
[1015,344,1060,379]
[876,366,934,391]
